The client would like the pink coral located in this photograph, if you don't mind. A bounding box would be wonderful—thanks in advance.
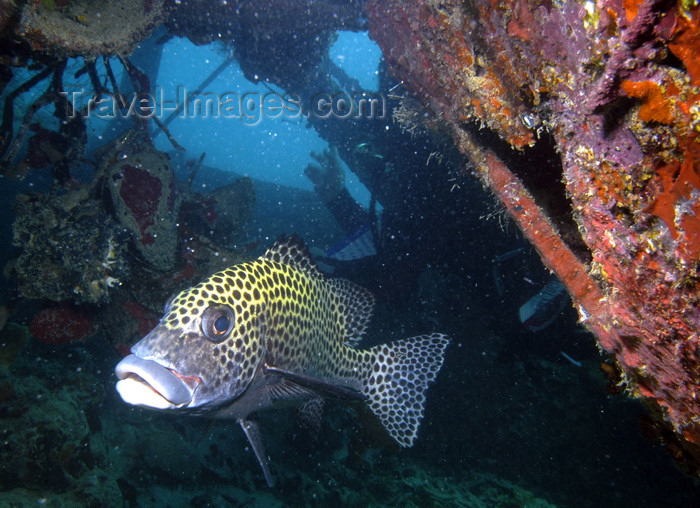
[29,305,93,344]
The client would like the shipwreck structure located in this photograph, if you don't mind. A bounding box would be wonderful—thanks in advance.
[1,0,698,475]
[367,0,699,470]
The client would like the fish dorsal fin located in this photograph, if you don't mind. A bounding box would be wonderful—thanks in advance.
[329,278,375,347]
[262,234,322,278]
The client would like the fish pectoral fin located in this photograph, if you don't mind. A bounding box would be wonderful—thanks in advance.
[267,378,316,401]
[239,418,275,488]
[264,364,365,401]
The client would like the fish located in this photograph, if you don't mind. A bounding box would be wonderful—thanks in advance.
[114,235,449,486]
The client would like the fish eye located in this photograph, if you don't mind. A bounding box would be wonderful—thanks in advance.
[201,306,234,342]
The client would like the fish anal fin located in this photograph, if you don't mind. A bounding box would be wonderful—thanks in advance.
[363,334,450,447]
[262,234,322,278]
[296,397,325,439]
[264,364,364,401]
[329,278,375,347]
[239,418,274,487]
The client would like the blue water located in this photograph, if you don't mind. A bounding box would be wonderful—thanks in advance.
[147,32,377,205]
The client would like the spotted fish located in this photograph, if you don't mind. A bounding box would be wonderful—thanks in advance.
[115,235,449,486]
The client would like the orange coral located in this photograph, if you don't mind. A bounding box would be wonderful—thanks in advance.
[646,142,700,258]
[506,1,535,42]
[620,80,675,124]
[622,0,644,22]
[669,4,700,86]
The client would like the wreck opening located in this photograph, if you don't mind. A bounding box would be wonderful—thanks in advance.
[462,120,592,265]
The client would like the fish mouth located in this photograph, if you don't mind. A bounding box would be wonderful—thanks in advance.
[115,354,201,409]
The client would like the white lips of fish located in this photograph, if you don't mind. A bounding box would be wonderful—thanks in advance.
[115,354,199,409]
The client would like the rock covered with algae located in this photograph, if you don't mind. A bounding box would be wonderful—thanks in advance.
[17,0,166,57]
[11,189,129,305]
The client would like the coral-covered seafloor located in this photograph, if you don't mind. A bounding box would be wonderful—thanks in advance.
[1,290,698,507]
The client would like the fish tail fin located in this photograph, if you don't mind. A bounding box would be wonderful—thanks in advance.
[363,333,450,447]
